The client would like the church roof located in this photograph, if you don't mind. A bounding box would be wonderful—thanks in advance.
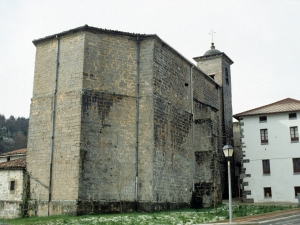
[233,98,300,120]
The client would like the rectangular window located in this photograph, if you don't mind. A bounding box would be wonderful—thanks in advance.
[259,116,267,123]
[10,181,15,191]
[260,129,268,144]
[289,113,297,119]
[264,187,272,197]
[293,158,300,173]
[295,187,300,197]
[262,160,270,174]
[225,68,229,85]
[290,126,299,141]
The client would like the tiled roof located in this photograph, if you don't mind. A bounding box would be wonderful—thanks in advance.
[0,158,26,169]
[0,148,27,157]
[233,98,300,120]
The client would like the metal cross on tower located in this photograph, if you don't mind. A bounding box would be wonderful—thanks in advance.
[209,30,216,43]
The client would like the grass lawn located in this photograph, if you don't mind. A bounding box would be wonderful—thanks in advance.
[0,205,293,225]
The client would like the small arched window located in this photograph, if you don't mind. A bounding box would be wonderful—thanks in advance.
[225,68,229,85]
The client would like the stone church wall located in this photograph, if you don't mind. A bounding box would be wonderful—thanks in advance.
[28,32,85,215]
[194,54,234,199]
[50,32,84,202]
[78,32,139,202]
[221,60,235,197]
[193,101,221,206]
[27,38,58,208]
[221,60,233,144]
[151,41,222,206]
[199,57,233,145]
[77,32,155,207]
[195,57,223,88]
[191,61,223,205]
[26,26,228,216]
[152,41,193,204]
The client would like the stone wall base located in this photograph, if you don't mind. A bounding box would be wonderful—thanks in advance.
[27,200,77,217]
[25,200,190,217]
[0,200,21,219]
[242,197,254,203]
[77,200,190,215]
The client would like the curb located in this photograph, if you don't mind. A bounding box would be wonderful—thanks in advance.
[201,223,258,225]
[211,208,300,224]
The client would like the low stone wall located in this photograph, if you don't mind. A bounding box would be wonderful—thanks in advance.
[77,200,190,215]
[25,200,190,216]
[0,200,21,219]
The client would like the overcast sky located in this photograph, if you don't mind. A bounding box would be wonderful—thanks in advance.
[1,0,300,119]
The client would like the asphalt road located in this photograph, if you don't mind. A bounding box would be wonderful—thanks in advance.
[260,214,300,225]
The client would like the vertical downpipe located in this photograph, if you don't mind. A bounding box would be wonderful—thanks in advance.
[228,159,232,223]
[190,65,195,191]
[135,36,141,202]
[49,35,60,216]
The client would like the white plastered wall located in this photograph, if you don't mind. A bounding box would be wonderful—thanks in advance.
[242,112,300,203]
[0,170,24,201]
[0,155,25,163]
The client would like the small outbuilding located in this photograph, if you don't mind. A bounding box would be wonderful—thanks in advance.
[0,148,28,219]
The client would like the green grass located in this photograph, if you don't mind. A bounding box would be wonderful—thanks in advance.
[0,205,294,225]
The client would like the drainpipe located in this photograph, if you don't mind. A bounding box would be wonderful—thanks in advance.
[49,35,60,216]
[190,65,195,191]
[135,36,141,202]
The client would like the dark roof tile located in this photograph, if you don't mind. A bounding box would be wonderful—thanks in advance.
[0,158,26,169]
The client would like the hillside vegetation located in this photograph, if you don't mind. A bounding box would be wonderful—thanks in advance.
[0,114,29,154]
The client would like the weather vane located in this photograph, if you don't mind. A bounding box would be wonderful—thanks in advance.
[209,30,216,43]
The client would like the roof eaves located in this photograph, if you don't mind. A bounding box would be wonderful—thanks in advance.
[32,25,156,46]
[233,98,300,120]
[0,153,26,158]
[0,158,26,170]
[193,52,234,65]
[234,109,300,120]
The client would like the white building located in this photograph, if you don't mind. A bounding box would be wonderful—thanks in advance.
[0,148,27,219]
[234,98,300,203]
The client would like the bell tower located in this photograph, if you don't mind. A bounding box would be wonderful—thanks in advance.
[193,43,234,146]
[193,42,234,199]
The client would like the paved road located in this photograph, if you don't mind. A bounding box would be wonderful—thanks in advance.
[260,214,300,225]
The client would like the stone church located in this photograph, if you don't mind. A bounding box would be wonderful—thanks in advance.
[26,25,234,216]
